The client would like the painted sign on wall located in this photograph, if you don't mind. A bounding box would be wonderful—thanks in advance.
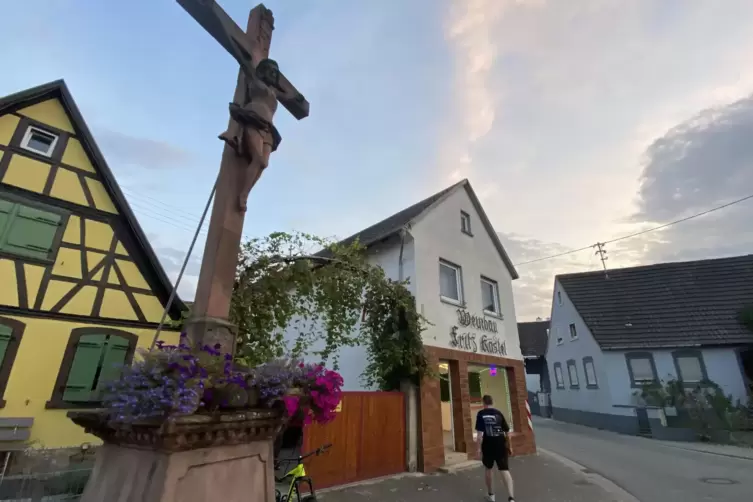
[456,309,500,332]
[449,326,507,356]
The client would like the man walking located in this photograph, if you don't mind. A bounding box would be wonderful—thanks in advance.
[475,395,514,502]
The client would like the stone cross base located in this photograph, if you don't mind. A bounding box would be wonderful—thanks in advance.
[81,440,275,502]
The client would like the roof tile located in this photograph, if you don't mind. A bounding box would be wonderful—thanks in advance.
[557,255,753,349]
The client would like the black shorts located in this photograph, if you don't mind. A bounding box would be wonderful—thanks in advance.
[481,440,509,471]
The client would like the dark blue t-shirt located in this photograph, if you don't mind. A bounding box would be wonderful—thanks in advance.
[475,407,509,445]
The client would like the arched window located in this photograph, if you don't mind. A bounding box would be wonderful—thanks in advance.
[46,328,137,408]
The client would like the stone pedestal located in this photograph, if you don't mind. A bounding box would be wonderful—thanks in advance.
[184,316,237,356]
[69,410,284,502]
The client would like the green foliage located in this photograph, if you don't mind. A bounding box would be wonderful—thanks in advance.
[635,378,686,407]
[361,285,432,390]
[230,231,430,390]
[166,309,191,330]
[635,378,752,433]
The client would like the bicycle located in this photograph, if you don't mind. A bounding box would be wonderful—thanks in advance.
[274,443,332,502]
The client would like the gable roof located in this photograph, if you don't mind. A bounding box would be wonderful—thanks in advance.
[557,254,753,350]
[0,80,186,319]
[317,179,519,279]
[518,320,549,357]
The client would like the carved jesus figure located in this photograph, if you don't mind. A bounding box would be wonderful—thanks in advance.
[218,58,290,212]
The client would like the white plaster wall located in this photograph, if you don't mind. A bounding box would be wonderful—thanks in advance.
[546,280,615,414]
[280,237,416,391]
[409,186,522,361]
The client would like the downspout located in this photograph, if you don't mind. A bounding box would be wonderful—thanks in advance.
[397,224,419,472]
[398,226,407,282]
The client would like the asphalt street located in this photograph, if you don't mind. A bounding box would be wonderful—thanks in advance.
[319,453,625,502]
[533,417,753,502]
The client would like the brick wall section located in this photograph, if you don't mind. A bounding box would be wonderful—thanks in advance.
[449,360,474,454]
[418,346,536,473]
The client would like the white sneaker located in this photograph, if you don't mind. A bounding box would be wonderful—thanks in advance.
[485,494,495,502]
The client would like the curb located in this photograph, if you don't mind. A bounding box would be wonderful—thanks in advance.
[437,459,479,473]
[316,472,425,495]
[655,442,753,462]
[537,448,641,502]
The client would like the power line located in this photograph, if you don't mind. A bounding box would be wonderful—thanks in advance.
[121,186,207,222]
[513,192,753,267]
[513,244,594,267]
[118,184,253,245]
[594,242,609,278]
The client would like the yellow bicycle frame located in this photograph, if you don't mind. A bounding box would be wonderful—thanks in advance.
[283,462,307,502]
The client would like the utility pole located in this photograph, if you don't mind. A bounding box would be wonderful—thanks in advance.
[594,242,609,278]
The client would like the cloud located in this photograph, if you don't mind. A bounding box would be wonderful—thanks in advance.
[153,244,202,302]
[95,128,194,170]
[500,232,600,321]
[441,0,541,186]
[504,94,753,320]
[616,93,753,264]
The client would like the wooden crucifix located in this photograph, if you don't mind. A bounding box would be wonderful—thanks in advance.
[177,0,309,353]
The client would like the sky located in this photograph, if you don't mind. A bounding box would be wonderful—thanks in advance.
[3,0,753,322]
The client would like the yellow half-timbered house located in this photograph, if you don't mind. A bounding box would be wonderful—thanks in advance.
[0,81,186,452]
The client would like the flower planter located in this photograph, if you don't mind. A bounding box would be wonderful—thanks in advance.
[69,409,285,502]
[68,409,283,452]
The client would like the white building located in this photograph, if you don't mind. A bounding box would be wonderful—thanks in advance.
[286,179,535,471]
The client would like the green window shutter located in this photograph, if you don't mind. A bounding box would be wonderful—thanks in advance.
[0,324,12,365]
[63,334,106,403]
[94,335,131,397]
[0,200,14,243]
[3,204,62,261]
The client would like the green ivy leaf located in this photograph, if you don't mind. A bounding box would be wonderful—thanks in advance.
[230,231,430,389]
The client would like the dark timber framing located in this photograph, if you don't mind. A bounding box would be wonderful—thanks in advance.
[45,327,139,409]
[0,80,186,319]
[0,305,181,330]
[91,234,118,318]
[0,317,26,408]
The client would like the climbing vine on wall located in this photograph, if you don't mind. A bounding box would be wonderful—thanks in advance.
[229,231,431,390]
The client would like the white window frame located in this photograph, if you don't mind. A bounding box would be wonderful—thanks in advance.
[583,358,598,387]
[554,363,565,389]
[567,360,579,388]
[557,291,563,306]
[673,351,706,385]
[439,259,463,304]
[555,326,563,345]
[20,126,59,157]
[569,323,578,340]
[460,211,472,235]
[626,353,658,387]
[480,277,500,315]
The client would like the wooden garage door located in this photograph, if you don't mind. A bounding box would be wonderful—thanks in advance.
[302,391,406,489]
